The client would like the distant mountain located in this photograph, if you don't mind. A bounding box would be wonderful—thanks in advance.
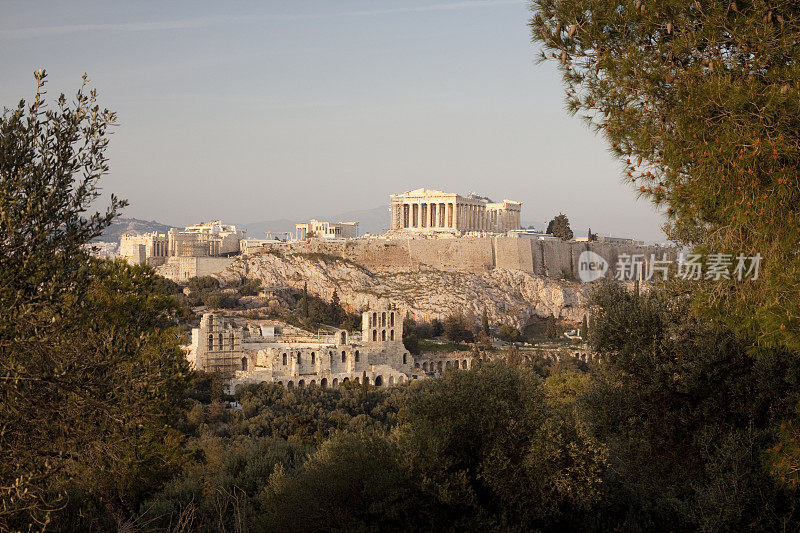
[93,217,173,244]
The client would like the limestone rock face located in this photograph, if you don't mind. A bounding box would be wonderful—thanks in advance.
[215,252,589,327]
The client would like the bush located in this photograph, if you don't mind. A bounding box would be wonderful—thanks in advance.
[188,275,220,294]
[497,324,522,343]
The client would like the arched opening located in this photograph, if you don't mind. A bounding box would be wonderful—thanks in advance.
[297,353,302,365]
[382,312,386,327]
[241,357,248,371]
[207,334,213,350]
[340,331,346,344]
[437,361,443,372]
[321,378,328,389]
[390,330,395,341]
[372,312,377,326]
[462,359,467,369]
[355,350,360,362]
[310,380,316,387]
[343,377,349,383]
[298,379,305,389]
[372,330,377,341]
[414,362,420,368]
[354,377,360,384]
[287,381,294,390]
[388,376,395,386]
[332,378,338,387]
[282,353,287,365]
[278,381,283,387]
[218,333,223,346]
[446,361,451,369]
[375,375,383,387]
[403,353,407,365]
[381,330,386,341]
[341,350,346,363]
[311,352,316,364]
[390,312,395,327]
[422,362,428,372]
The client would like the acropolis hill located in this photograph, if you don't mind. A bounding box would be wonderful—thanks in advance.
[115,188,666,326]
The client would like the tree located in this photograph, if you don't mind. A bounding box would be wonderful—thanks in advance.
[544,316,561,340]
[587,228,597,242]
[0,71,187,529]
[582,282,800,529]
[546,213,573,240]
[329,289,343,325]
[580,315,588,341]
[299,282,309,319]
[497,324,522,343]
[529,0,800,349]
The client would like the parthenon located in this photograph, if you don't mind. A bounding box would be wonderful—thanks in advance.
[390,188,522,234]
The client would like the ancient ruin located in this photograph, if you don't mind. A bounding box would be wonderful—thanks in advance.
[390,188,522,235]
[186,307,476,389]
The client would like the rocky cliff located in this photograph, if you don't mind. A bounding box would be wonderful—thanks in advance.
[215,251,589,327]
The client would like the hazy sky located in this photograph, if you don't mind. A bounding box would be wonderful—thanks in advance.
[1,0,667,241]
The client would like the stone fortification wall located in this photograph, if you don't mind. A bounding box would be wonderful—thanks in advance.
[256,237,670,280]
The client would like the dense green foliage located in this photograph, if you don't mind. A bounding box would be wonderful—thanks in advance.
[0,73,188,530]
[530,0,800,349]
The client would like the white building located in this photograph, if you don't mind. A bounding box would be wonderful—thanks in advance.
[295,219,359,241]
[390,188,522,235]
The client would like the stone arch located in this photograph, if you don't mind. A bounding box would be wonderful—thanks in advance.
[390,312,395,327]
[437,361,443,372]
[390,330,395,341]
[382,312,386,327]
[354,377,360,384]
[375,375,383,387]
[462,359,467,369]
[342,377,349,383]
[321,378,328,389]
[446,360,451,369]
[332,378,338,387]
[310,380,316,387]
[372,329,377,341]
[298,379,305,389]
[382,330,386,341]
[287,381,294,390]
[372,312,377,326]
[422,362,428,372]
[341,350,346,363]
[241,357,248,371]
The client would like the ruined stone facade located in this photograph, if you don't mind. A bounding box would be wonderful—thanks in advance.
[295,219,359,241]
[390,188,521,235]
[119,220,243,267]
[118,221,244,281]
[186,307,474,389]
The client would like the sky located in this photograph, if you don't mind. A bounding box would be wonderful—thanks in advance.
[1,0,667,241]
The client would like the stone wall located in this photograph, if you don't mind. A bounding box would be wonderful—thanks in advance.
[255,237,671,280]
